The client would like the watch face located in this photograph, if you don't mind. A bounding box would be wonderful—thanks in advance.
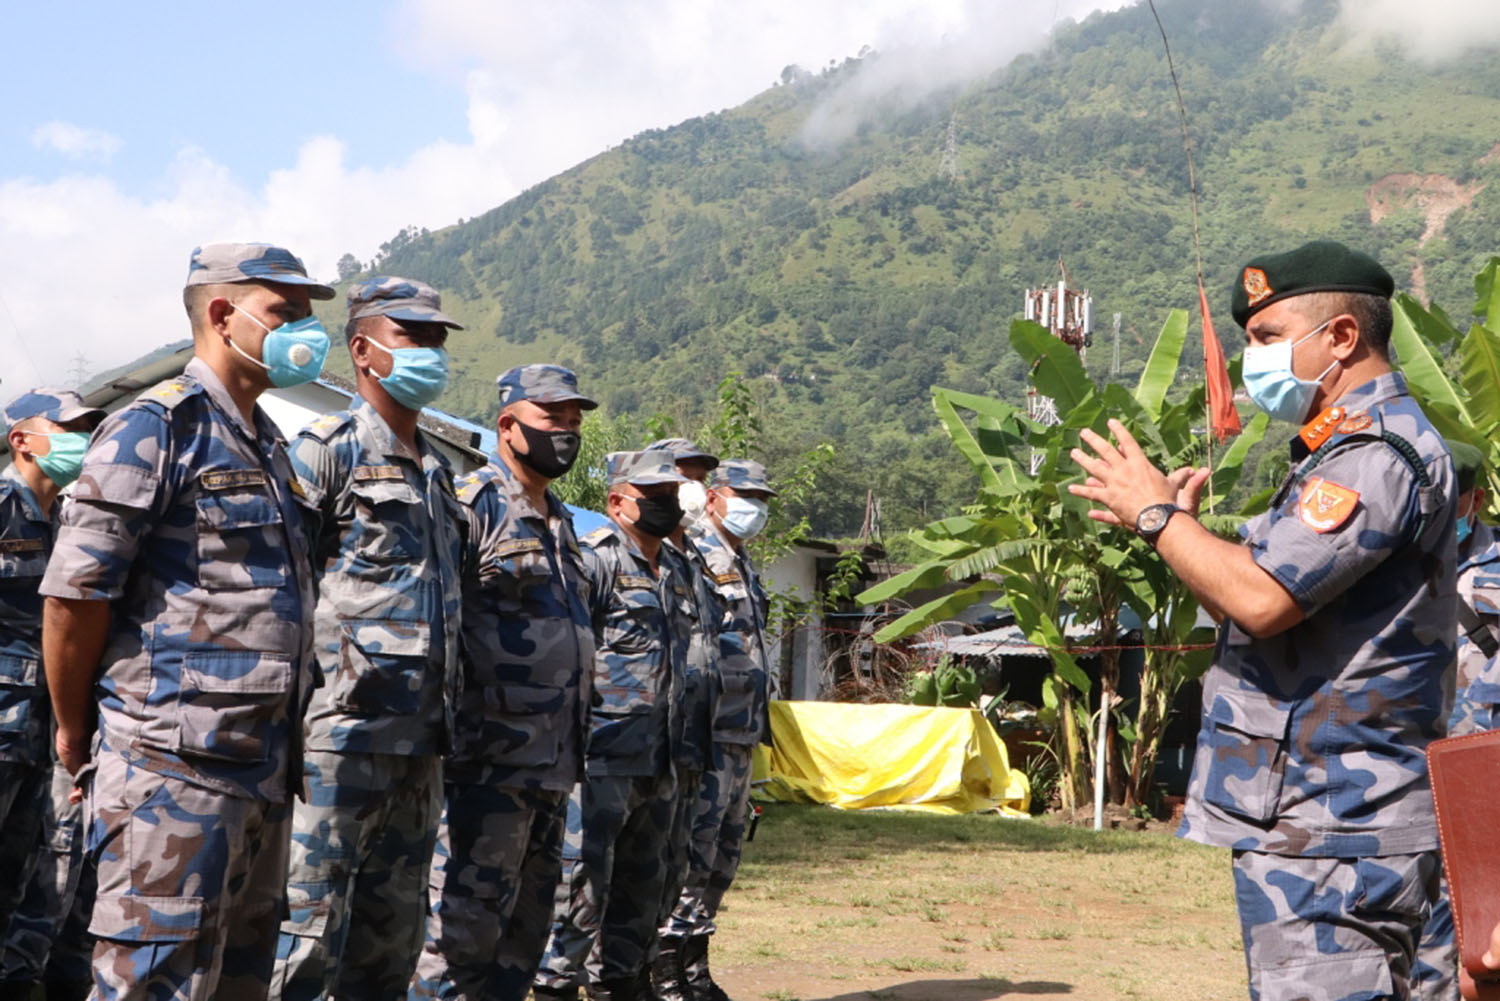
[1138,506,1169,534]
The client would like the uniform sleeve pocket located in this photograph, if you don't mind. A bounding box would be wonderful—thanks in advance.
[1198,694,1292,824]
[177,650,291,763]
[333,619,431,717]
[0,653,38,734]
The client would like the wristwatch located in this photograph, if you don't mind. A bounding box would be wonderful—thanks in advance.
[1134,503,1183,545]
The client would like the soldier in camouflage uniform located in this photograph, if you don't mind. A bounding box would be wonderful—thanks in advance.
[1072,241,1456,1001]
[270,277,465,1000]
[40,243,329,1001]
[0,389,103,1001]
[410,363,596,1001]
[662,458,775,1001]
[535,450,689,1001]
[643,439,723,1001]
[1413,441,1498,1001]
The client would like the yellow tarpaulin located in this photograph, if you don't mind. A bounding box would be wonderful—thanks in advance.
[751,701,1031,816]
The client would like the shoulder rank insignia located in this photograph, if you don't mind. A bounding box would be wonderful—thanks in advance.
[618,573,653,590]
[582,526,614,547]
[1336,412,1373,435]
[352,465,404,483]
[1298,476,1360,533]
[305,412,348,440]
[1298,406,1346,452]
[201,468,268,491]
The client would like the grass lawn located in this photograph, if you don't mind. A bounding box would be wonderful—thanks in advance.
[709,805,1245,1001]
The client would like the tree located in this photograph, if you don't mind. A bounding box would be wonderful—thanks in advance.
[336,253,361,281]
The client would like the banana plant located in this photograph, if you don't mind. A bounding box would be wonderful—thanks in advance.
[860,310,1268,811]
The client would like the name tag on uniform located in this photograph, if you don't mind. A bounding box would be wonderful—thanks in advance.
[0,538,45,554]
[494,538,544,558]
[352,465,404,483]
[201,469,267,491]
[713,572,743,587]
[619,574,653,590]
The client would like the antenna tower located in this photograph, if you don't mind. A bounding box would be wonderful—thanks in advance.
[1021,262,1094,473]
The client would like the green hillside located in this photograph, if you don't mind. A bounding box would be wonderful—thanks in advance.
[321,0,1500,538]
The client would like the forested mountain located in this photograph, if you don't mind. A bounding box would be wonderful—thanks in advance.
[322,0,1500,538]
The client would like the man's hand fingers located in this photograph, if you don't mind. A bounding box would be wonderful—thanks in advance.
[1085,509,1124,527]
[1107,419,1146,461]
[1078,427,1124,466]
[1070,448,1111,481]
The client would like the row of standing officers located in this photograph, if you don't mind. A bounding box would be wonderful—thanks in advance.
[0,241,775,1001]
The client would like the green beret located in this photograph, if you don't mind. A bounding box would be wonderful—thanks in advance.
[1231,240,1394,328]
[1447,439,1486,495]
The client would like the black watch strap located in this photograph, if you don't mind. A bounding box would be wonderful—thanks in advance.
[1135,502,1183,545]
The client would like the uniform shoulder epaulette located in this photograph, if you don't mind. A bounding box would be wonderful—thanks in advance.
[582,526,615,548]
[134,376,203,414]
[301,411,354,443]
[454,465,500,505]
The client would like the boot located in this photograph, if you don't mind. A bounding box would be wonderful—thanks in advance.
[586,977,640,1001]
[534,984,581,1001]
[43,982,92,1001]
[651,936,693,1001]
[682,935,734,1001]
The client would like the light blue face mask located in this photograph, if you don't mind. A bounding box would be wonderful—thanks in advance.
[1241,318,1337,424]
[363,336,450,410]
[721,495,770,540]
[22,431,89,487]
[229,305,331,387]
[1458,515,1474,545]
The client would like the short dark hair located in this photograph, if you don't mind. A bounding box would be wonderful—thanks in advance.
[1299,291,1393,356]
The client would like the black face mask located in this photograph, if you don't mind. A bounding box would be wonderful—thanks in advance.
[513,421,580,479]
[629,494,684,538]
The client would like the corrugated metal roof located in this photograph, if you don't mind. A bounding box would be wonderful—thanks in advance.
[912,620,1121,660]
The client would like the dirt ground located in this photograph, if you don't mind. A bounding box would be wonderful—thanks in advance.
[706,805,1246,1001]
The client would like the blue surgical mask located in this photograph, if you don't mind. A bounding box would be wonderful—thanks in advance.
[21,431,89,487]
[721,496,770,540]
[229,305,330,387]
[1241,318,1337,424]
[1458,515,1474,545]
[363,336,450,410]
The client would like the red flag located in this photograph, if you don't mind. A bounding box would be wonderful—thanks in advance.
[1199,281,1242,442]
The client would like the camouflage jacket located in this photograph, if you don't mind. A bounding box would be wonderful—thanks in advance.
[287,397,464,757]
[449,457,592,790]
[688,519,770,746]
[0,464,52,764]
[662,534,720,770]
[1179,373,1456,857]
[39,357,317,803]
[1448,518,1500,736]
[579,520,689,777]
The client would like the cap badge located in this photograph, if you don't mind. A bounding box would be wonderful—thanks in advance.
[1243,267,1272,306]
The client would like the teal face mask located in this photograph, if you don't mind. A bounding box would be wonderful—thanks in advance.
[363,336,450,410]
[1240,318,1336,424]
[22,431,89,487]
[229,304,330,387]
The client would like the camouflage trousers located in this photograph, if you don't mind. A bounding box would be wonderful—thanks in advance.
[409,783,568,1001]
[87,748,291,1001]
[1232,848,1443,1001]
[662,743,753,938]
[0,756,95,986]
[534,770,678,989]
[0,759,49,928]
[1411,874,1459,1001]
[654,766,702,938]
[270,750,441,1001]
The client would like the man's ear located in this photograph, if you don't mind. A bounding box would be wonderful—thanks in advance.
[7,428,29,457]
[206,296,234,334]
[1328,313,1361,361]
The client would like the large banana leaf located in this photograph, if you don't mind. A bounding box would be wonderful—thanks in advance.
[1475,258,1500,332]
[872,581,1004,643]
[1392,294,1472,422]
[1459,323,1500,435]
[1134,308,1189,418]
[1210,410,1270,499]
[932,389,1006,493]
[857,559,949,605]
[1009,320,1094,415]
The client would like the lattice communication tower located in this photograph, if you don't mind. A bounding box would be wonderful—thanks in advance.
[1022,268,1093,473]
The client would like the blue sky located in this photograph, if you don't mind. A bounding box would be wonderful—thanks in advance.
[0,0,1470,392]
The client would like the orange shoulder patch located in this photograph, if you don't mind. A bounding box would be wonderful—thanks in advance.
[1298,477,1360,533]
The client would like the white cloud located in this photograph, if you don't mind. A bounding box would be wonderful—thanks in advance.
[30,121,122,161]
[1332,0,1500,60]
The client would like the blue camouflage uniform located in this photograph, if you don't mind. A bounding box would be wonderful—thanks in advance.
[665,461,774,951]
[1413,515,1500,1001]
[270,381,465,998]
[535,450,689,995]
[411,452,594,1001]
[1178,374,1456,1001]
[0,389,103,998]
[39,243,329,1001]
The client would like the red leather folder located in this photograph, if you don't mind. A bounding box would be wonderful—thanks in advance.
[1428,730,1500,1000]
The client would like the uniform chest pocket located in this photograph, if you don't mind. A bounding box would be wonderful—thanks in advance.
[0,654,39,735]
[176,649,291,763]
[1199,694,1293,825]
[609,585,663,653]
[335,619,432,717]
[484,549,554,607]
[195,487,289,590]
[348,478,424,563]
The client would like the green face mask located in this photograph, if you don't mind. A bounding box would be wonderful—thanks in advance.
[24,431,89,487]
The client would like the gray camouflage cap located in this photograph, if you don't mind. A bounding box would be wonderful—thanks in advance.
[185,242,336,299]
[496,364,597,410]
[646,437,720,470]
[347,276,463,329]
[712,458,777,496]
[606,449,687,487]
[4,387,105,428]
